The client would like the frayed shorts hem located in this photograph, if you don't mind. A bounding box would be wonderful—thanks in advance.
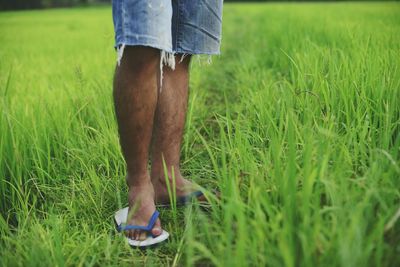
[114,39,220,68]
[114,40,220,56]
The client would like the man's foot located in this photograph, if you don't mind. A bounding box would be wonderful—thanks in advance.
[152,172,207,205]
[125,179,162,240]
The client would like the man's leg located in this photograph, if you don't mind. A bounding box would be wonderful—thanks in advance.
[113,46,161,240]
[151,55,200,203]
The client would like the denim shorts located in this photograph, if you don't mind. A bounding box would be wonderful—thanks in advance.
[112,0,223,65]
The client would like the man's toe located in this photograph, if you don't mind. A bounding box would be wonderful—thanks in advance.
[151,219,162,236]
[127,230,133,240]
[133,230,139,240]
[138,231,147,241]
[130,230,134,240]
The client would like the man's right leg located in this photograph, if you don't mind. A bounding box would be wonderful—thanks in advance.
[113,46,161,241]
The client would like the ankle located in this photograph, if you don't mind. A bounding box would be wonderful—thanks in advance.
[151,170,184,186]
[126,172,152,188]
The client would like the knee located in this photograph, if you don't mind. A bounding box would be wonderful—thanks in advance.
[119,45,160,75]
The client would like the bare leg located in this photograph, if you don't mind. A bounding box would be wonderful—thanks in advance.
[113,46,161,240]
[151,55,203,203]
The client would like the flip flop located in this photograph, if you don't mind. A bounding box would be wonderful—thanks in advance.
[156,190,210,208]
[114,207,169,247]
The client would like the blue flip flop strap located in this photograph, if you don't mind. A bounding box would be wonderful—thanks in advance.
[117,210,159,232]
[188,190,203,199]
[178,190,204,203]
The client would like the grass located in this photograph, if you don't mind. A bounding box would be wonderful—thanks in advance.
[1,2,400,266]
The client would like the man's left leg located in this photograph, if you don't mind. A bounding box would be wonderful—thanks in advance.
[150,54,199,203]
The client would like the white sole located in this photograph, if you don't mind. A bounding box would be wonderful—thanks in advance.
[114,207,169,247]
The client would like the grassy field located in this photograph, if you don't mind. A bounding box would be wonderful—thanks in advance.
[1,2,400,266]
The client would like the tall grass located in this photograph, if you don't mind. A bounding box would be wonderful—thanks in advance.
[1,2,399,266]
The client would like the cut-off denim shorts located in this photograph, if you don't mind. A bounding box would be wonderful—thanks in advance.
[112,0,223,69]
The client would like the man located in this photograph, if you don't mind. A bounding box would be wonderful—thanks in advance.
[112,0,223,245]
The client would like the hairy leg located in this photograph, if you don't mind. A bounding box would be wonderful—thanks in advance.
[113,46,161,240]
[151,55,201,203]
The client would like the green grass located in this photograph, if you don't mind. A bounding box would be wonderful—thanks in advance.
[1,2,400,266]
